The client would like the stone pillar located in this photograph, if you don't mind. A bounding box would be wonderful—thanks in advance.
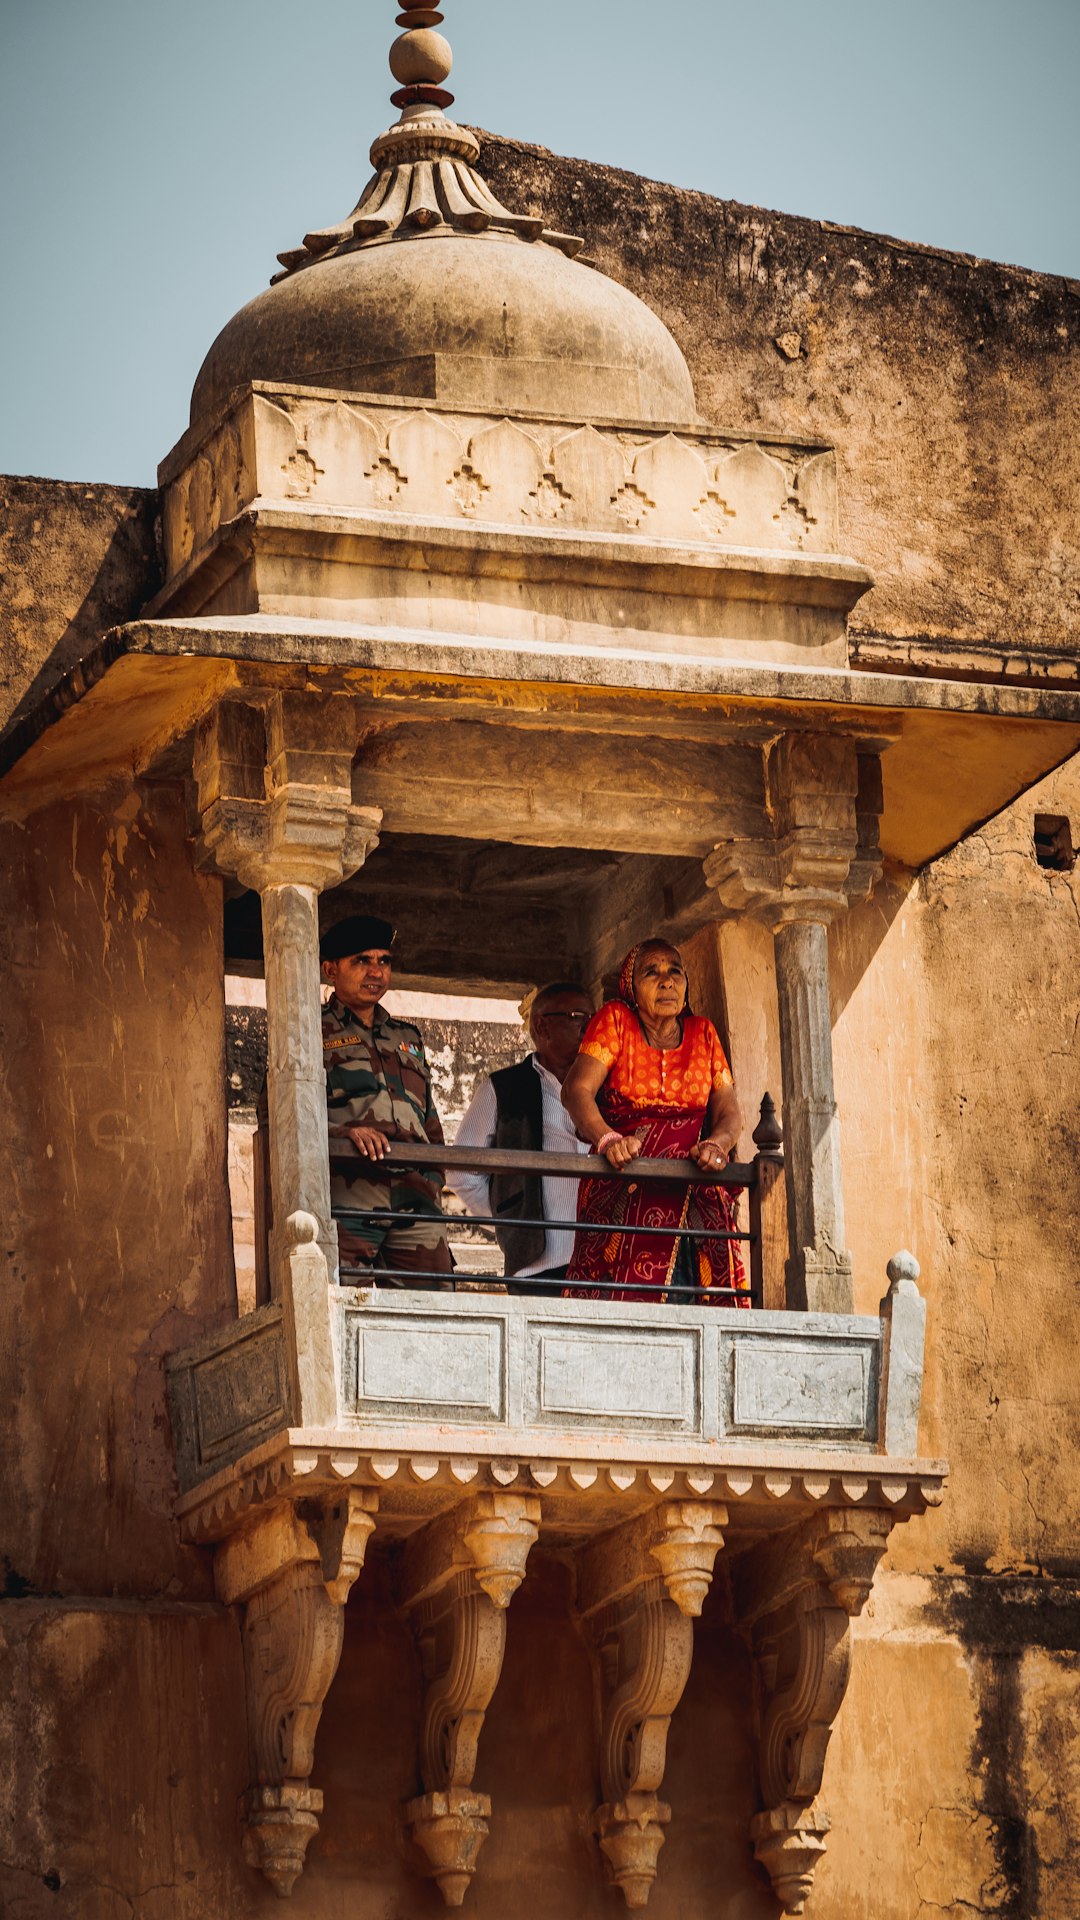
[704,733,884,1313]
[773,918,849,1312]
[261,880,335,1275]
[194,691,381,1297]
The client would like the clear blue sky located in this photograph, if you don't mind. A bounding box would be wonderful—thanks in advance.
[2,0,1078,487]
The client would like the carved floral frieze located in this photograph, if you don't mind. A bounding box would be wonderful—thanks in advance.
[162,388,839,578]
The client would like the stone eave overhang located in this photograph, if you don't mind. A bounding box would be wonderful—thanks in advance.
[3,612,1080,868]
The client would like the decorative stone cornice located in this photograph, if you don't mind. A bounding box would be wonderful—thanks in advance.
[175,1438,946,1548]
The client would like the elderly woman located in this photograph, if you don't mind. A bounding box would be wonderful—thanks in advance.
[560,939,747,1304]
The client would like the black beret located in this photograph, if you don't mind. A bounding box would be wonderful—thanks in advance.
[319,914,396,962]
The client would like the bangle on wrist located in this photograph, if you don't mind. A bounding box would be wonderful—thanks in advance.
[596,1130,622,1153]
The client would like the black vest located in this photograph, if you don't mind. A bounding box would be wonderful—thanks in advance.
[489,1057,547,1274]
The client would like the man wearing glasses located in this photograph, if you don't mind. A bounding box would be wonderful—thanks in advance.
[448,982,594,1291]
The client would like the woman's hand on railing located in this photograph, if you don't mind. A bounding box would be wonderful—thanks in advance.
[601,1132,645,1169]
[689,1136,734,1172]
[347,1124,392,1161]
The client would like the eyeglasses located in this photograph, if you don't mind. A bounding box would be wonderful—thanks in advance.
[540,1011,591,1026]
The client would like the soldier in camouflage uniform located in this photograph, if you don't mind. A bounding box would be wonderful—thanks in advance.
[320,914,452,1284]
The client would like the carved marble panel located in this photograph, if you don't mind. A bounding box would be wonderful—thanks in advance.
[527,1323,703,1434]
[167,1307,289,1482]
[726,1335,875,1439]
[343,1308,507,1422]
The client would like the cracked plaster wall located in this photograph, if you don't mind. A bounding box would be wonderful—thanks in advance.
[810,753,1080,1918]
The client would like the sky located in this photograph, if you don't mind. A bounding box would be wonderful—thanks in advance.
[2,0,1078,488]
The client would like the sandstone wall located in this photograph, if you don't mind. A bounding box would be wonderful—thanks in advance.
[0,475,161,736]
[478,135,1080,677]
[0,781,231,1601]
[819,754,1080,1917]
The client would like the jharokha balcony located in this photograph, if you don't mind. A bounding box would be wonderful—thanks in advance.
[168,993,942,1912]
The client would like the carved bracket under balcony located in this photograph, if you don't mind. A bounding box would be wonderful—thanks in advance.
[576,1500,727,1908]
[216,1488,379,1896]
[737,1504,893,1913]
[398,1492,541,1906]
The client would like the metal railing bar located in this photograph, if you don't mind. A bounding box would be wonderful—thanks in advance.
[338,1264,749,1299]
[333,1206,751,1243]
[329,1141,759,1184]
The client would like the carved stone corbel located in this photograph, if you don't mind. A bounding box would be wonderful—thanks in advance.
[740,1506,893,1913]
[216,1489,379,1896]
[577,1501,727,1908]
[399,1493,540,1906]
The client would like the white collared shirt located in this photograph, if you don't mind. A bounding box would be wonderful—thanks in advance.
[448,1056,589,1275]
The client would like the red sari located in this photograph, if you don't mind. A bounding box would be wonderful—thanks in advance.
[563,1000,748,1306]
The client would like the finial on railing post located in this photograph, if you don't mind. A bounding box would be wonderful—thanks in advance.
[752,1092,784,1158]
[390,2,455,109]
[878,1250,926,1458]
[748,1093,785,1311]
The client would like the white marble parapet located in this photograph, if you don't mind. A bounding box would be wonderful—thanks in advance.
[168,1287,944,1543]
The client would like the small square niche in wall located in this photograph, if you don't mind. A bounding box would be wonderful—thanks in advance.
[1033,814,1076,872]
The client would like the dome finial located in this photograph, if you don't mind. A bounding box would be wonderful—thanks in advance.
[271,1,585,280]
[389,2,455,111]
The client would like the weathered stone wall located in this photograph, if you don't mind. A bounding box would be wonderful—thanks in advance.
[0,780,231,1601]
[478,135,1080,678]
[0,475,161,735]
[820,754,1080,1917]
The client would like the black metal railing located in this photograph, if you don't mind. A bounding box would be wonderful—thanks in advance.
[325,1094,785,1310]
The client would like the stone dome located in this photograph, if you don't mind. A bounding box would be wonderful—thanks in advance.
[189,16,697,435]
[190,226,698,429]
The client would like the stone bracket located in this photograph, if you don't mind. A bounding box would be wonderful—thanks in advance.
[703,732,884,928]
[576,1502,725,1909]
[740,1505,894,1913]
[577,1500,728,1623]
[192,690,381,892]
[399,1493,540,1905]
[217,1489,378,1897]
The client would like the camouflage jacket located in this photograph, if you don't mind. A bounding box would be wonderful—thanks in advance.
[322,995,445,1147]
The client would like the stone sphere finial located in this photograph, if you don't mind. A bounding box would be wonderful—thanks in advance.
[391,2,454,108]
[886,1249,921,1288]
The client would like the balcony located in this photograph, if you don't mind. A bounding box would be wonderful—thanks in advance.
[167,1112,941,1911]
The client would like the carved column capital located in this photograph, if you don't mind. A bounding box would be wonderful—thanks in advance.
[216,1491,378,1897]
[193,691,381,893]
[399,1494,540,1906]
[702,732,883,931]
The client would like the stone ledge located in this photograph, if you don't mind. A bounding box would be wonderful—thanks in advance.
[174,1428,946,1546]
